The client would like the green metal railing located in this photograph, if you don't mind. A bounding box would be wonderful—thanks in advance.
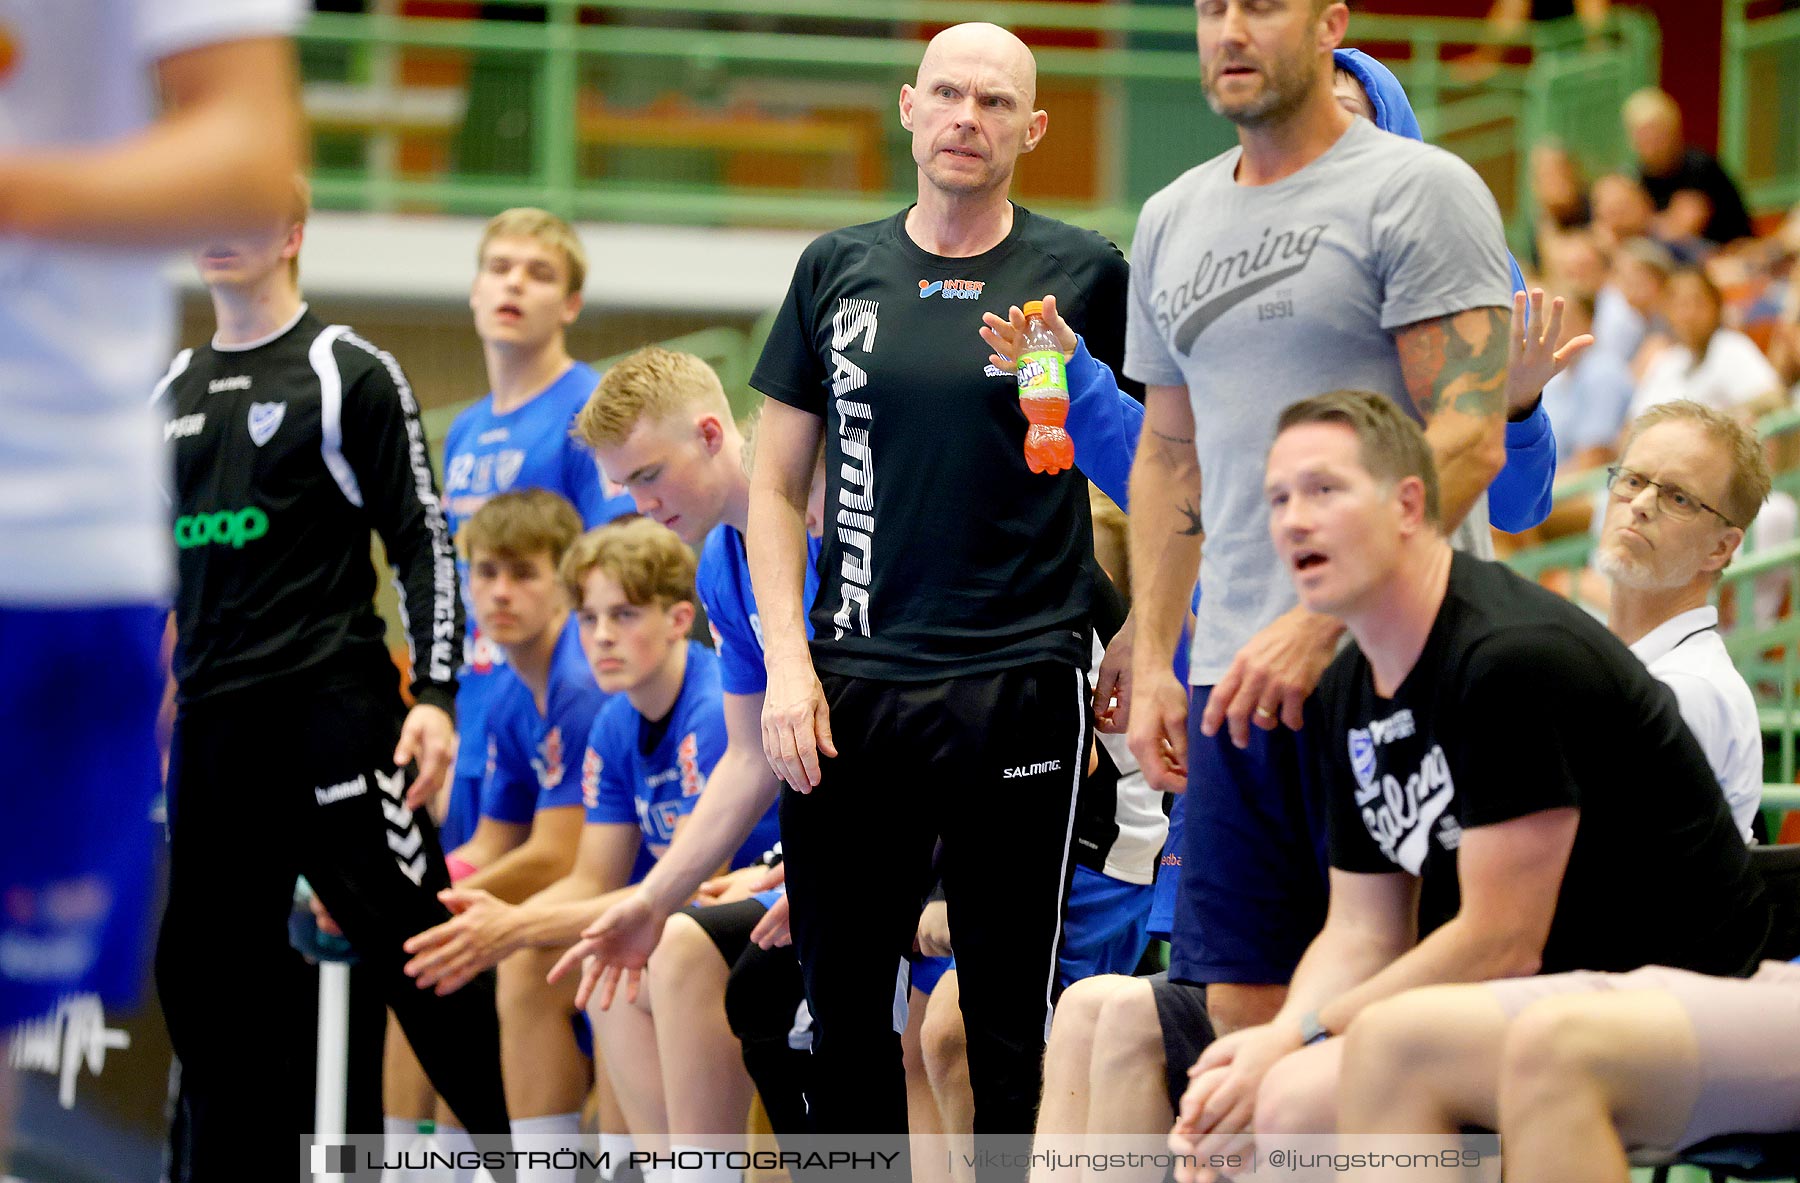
[299,0,1657,244]
[1723,0,1800,216]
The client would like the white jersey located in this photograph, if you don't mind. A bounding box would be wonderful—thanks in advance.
[0,0,302,604]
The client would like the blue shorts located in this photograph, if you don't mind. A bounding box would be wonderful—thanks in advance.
[439,771,484,851]
[1059,864,1153,987]
[1169,684,1329,986]
[1148,792,1186,940]
[0,604,165,1026]
[910,954,953,996]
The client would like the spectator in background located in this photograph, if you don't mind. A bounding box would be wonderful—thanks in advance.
[1530,142,1593,267]
[1540,228,1610,298]
[1595,401,1769,841]
[1631,268,1786,421]
[1591,173,1669,255]
[1593,237,1676,371]
[1540,292,1636,468]
[1625,87,1754,248]
[1771,272,1800,395]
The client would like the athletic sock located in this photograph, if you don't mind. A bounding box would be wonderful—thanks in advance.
[382,1117,427,1183]
[668,1143,743,1183]
[598,1131,635,1181]
[512,1112,585,1183]
[437,1124,480,1183]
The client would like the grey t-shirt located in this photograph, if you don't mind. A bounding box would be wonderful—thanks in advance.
[1125,118,1512,684]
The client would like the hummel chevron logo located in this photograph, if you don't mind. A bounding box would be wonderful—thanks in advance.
[397,854,427,886]
[381,799,413,829]
[386,828,423,859]
[374,769,406,800]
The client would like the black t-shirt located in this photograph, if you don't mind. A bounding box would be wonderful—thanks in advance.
[1640,148,1754,245]
[751,204,1132,681]
[155,309,463,710]
[1308,552,1771,978]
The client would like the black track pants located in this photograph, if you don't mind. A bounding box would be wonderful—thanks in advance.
[156,666,513,1181]
[780,661,1087,1143]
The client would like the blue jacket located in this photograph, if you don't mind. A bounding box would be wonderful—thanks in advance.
[1334,47,1555,532]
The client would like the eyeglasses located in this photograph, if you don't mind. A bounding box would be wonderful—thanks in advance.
[1605,466,1738,529]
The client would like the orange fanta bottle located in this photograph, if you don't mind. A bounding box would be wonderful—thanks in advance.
[1017,300,1074,475]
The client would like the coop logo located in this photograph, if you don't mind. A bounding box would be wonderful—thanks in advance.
[918,278,986,300]
[174,507,269,549]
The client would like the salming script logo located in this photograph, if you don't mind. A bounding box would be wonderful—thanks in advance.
[830,298,878,639]
[1354,739,1458,876]
[1154,223,1330,354]
[1003,759,1064,779]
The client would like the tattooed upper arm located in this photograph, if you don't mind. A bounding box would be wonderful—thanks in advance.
[1394,306,1510,423]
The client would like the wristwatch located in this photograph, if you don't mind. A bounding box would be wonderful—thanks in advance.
[1298,1010,1331,1047]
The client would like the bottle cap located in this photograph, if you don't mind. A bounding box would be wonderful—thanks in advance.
[1022,300,1045,318]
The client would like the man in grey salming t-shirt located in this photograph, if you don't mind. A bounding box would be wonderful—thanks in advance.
[1029,0,1516,1168]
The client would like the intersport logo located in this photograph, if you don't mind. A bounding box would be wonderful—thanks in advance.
[175,507,270,550]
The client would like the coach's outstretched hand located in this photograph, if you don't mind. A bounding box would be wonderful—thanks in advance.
[399,703,457,809]
[401,887,517,995]
[761,647,836,791]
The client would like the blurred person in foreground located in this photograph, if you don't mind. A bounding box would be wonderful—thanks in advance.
[0,0,302,1166]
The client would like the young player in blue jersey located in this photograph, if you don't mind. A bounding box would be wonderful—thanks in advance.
[378,488,601,1171]
[404,517,778,1180]
[439,207,635,855]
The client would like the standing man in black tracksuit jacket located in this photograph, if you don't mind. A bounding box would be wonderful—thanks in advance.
[151,178,515,1180]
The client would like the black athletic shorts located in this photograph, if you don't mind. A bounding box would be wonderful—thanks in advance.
[1149,972,1214,1112]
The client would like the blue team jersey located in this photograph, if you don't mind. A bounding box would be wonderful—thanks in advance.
[442,361,635,779]
[479,617,610,825]
[579,644,782,874]
[697,525,823,695]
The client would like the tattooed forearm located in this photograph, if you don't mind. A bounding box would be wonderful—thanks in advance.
[1397,306,1510,421]
[1177,499,1203,537]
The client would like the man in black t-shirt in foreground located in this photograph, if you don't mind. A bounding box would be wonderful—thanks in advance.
[1164,390,1784,1183]
[746,21,1133,1151]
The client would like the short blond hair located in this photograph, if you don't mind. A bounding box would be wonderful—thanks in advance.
[478,207,586,295]
[459,488,584,565]
[1624,400,1771,531]
[560,516,697,610]
[1623,87,1681,133]
[573,346,733,450]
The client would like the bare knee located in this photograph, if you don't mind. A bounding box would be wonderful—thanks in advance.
[1500,999,1617,1111]
[1254,1044,1339,1137]
[497,946,563,1023]
[1091,979,1164,1081]
[1342,992,1460,1096]
[647,912,722,991]
[1049,974,1125,1048]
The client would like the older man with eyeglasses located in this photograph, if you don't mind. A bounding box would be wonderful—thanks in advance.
[1596,399,1770,841]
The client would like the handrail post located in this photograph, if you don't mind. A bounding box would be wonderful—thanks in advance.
[538,0,580,219]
